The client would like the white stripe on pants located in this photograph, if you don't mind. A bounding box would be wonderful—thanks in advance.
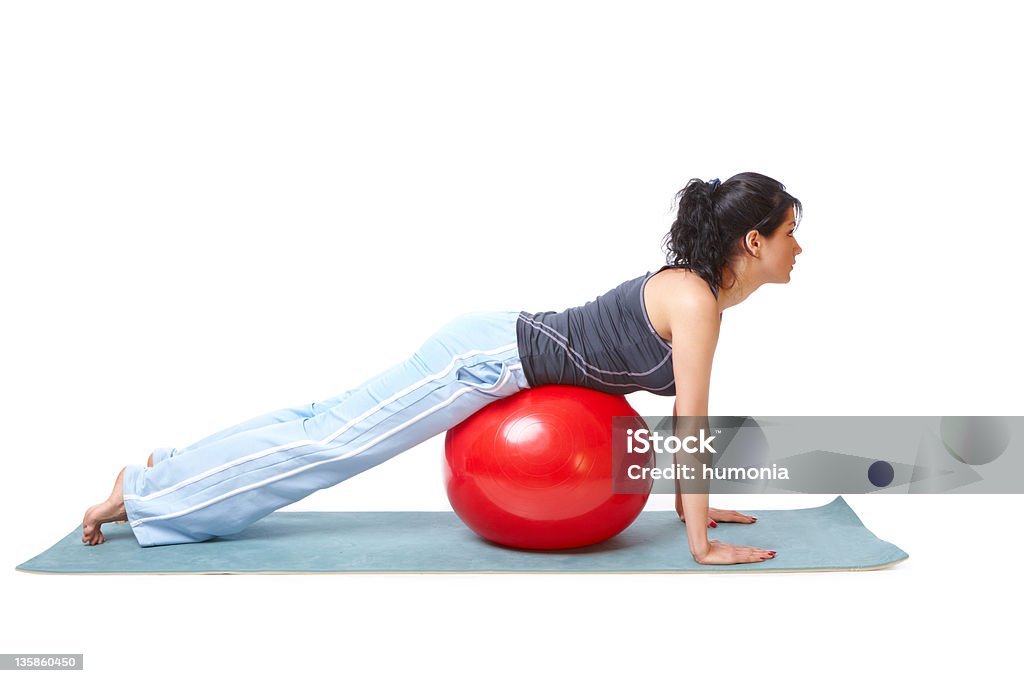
[121,310,531,547]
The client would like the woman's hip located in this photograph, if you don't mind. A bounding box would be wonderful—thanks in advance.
[412,310,529,396]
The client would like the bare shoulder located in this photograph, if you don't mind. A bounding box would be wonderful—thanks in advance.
[644,268,720,344]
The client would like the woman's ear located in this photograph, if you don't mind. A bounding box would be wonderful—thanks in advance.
[743,229,761,258]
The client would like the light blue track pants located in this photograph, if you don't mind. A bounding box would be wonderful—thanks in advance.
[122,310,531,547]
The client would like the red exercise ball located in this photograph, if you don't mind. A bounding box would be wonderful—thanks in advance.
[443,385,652,550]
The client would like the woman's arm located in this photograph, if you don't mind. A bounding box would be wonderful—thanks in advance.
[666,286,776,565]
[666,289,719,561]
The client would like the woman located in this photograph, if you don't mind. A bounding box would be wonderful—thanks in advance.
[82,171,803,566]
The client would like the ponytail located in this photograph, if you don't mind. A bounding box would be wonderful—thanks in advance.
[662,177,728,294]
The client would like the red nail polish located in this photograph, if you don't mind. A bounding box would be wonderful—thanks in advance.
[710,521,717,527]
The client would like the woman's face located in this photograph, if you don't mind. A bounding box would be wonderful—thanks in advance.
[758,205,802,283]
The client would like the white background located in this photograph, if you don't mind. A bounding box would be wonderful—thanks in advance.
[2,1,1021,680]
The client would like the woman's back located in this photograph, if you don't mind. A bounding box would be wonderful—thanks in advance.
[515,265,719,397]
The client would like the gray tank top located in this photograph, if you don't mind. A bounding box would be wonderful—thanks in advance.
[516,265,719,396]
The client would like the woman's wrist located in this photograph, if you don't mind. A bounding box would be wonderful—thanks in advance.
[687,525,710,558]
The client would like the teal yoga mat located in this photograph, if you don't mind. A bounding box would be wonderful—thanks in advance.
[16,496,907,574]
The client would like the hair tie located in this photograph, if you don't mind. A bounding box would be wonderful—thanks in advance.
[708,178,721,192]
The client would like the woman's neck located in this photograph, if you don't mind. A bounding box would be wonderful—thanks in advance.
[716,261,764,313]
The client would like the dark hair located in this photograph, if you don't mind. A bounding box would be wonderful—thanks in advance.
[662,172,803,295]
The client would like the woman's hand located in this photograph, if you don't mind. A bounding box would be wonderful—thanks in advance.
[678,506,758,527]
[693,540,776,565]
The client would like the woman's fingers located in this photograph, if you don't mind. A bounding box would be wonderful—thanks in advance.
[709,507,758,523]
[696,541,777,565]
[735,545,776,561]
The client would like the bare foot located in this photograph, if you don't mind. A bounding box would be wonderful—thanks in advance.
[82,467,128,545]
